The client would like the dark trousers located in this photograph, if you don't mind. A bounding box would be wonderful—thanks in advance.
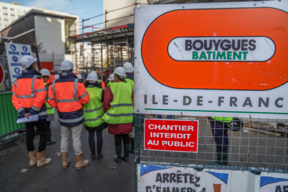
[210,120,229,152]
[25,119,48,152]
[88,130,103,142]
[47,121,51,141]
[114,134,130,146]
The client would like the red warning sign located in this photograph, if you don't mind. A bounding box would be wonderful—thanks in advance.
[0,64,4,86]
[144,119,199,153]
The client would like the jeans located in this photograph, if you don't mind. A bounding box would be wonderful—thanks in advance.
[60,124,83,155]
[88,130,102,142]
[25,119,48,152]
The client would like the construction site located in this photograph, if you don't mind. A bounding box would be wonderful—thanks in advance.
[0,0,287,192]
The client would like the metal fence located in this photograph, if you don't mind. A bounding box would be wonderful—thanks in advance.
[134,114,288,175]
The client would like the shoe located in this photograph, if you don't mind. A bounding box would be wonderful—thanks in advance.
[121,144,130,162]
[129,138,134,154]
[62,153,69,169]
[36,151,52,168]
[97,141,103,160]
[28,150,37,167]
[88,141,96,160]
[75,153,89,169]
[113,145,122,163]
[46,140,56,145]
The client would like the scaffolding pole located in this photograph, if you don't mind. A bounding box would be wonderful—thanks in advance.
[101,42,103,80]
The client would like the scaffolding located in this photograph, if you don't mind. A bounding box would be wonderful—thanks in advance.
[68,3,141,80]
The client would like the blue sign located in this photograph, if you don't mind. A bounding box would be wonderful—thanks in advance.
[10,44,16,51]
[14,67,20,74]
[11,63,21,66]
[22,46,28,52]
[12,56,18,62]
[21,52,30,55]
[8,51,19,55]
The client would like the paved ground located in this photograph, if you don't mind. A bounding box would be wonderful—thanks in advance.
[1,116,287,192]
[0,116,135,192]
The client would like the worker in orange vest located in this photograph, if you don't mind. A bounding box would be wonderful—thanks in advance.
[46,70,55,85]
[48,60,90,169]
[12,55,52,168]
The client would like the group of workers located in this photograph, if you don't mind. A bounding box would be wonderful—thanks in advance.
[12,55,135,169]
[11,55,232,168]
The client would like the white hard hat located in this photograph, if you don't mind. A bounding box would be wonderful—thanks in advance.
[55,74,59,81]
[86,71,98,83]
[108,73,114,81]
[77,74,83,80]
[123,62,134,73]
[60,60,74,71]
[114,67,126,79]
[40,69,50,77]
[20,55,37,69]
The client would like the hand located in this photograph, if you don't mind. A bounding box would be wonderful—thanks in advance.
[24,113,32,119]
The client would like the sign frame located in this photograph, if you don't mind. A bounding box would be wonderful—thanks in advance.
[134,1,288,119]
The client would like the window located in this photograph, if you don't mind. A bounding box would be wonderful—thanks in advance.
[0,24,2,27]
[3,7,7,10]
[4,19,8,22]
[11,14,15,17]
[3,13,8,16]
[10,8,14,11]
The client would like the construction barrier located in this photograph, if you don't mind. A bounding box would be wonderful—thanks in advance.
[134,1,288,191]
[134,115,288,192]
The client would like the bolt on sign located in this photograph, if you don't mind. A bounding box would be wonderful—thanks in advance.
[144,119,199,152]
[134,1,288,119]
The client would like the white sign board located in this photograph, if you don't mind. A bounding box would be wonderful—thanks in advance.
[139,165,228,192]
[260,176,288,192]
[137,164,288,192]
[5,43,32,85]
[134,1,288,119]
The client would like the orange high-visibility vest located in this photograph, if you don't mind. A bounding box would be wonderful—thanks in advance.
[12,70,47,118]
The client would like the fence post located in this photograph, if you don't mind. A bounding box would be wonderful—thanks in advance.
[134,113,141,192]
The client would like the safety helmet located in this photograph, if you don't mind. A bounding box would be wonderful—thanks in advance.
[86,71,98,83]
[113,67,126,79]
[60,60,74,71]
[54,74,59,81]
[20,55,37,69]
[108,73,114,81]
[123,62,134,73]
[40,69,50,77]
[77,74,83,80]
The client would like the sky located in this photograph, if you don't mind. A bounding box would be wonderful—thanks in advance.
[0,0,104,32]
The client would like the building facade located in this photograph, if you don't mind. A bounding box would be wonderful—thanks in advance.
[0,3,79,72]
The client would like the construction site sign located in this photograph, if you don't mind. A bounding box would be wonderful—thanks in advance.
[134,1,288,119]
[138,165,228,192]
[5,43,32,85]
[144,119,199,153]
